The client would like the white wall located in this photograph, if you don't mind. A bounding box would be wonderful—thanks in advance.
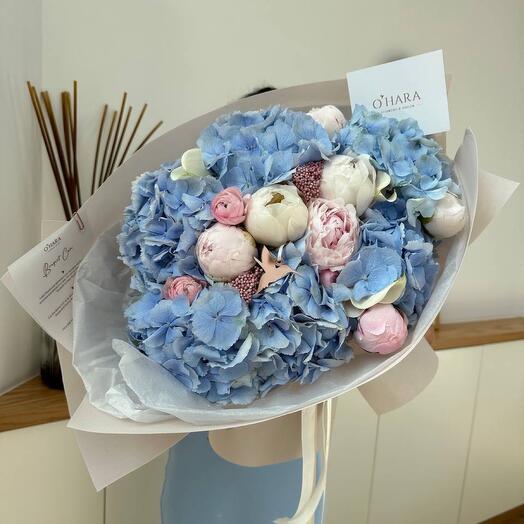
[0,0,42,393]
[1,0,523,388]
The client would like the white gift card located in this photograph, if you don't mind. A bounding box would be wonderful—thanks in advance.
[2,216,94,350]
[347,50,450,135]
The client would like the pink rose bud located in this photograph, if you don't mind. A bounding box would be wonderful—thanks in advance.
[163,276,205,304]
[306,198,359,271]
[319,269,339,288]
[354,304,408,355]
[211,187,247,225]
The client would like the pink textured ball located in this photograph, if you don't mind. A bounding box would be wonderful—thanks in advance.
[292,161,323,203]
[354,304,408,355]
[230,265,264,303]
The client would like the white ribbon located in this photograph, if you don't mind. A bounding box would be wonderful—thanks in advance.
[275,399,333,524]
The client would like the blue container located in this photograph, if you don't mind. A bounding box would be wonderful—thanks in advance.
[161,432,323,523]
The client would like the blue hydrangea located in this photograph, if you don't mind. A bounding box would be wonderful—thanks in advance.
[358,199,438,324]
[361,205,406,253]
[125,278,353,405]
[335,246,404,304]
[118,104,452,406]
[126,285,256,404]
[197,106,335,193]
[245,268,352,397]
[272,236,307,270]
[251,322,352,396]
[360,198,435,253]
[191,286,248,350]
[394,229,439,325]
[334,105,458,225]
[288,265,348,328]
[126,291,192,366]
[117,162,222,291]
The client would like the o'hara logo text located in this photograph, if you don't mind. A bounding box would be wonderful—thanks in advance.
[44,236,61,253]
[372,91,422,113]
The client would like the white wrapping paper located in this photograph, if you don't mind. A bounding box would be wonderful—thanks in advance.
[1,80,518,490]
[69,129,475,428]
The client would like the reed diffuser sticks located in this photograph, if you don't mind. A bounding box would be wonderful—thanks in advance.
[91,104,107,196]
[27,82,72,220]
[93,97,163,189]
[27,80,163,220]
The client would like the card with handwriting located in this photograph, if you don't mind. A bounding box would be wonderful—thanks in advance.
[3,218,94,350]
[347,50,449,135]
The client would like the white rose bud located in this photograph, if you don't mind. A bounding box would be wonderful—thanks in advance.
[320,154,376,216]
[308,105,347,137]
[245,184,308,247]
[424,193,466,239]
[170,148,211,180]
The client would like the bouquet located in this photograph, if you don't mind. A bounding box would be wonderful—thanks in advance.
[115,104,466,406]
[3,79,517,523]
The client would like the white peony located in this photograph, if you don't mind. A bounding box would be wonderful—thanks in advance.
[244,185,308,247]
[308,105,346,137]
[320,154,376,216]
[424,193,466,239]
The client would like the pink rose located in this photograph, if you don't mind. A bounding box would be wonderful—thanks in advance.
[319,269,339,288]
[306,198,359,271]
[354,304,408,355]
[163,276,205,304]
[211,187,247,225]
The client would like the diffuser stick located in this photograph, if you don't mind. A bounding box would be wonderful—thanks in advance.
[27,83,71,219]
[98,110,117,188]
[118,103,147,166]
[91,104,108,195]
[133,120,163,153]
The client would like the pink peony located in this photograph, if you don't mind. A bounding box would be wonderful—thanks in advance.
[211,187,247,225]
[196,223,257,282]
[306,198,359,271]
[319,269,339,288]
[163,276,205,304]
[354,304,408,355]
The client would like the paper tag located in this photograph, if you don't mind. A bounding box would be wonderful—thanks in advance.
[4,215,94,349]
[346,50,450,135]
[256,246,294,293]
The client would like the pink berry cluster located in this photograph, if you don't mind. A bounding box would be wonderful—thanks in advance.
[292,161,324,203]
[229,265,264,303]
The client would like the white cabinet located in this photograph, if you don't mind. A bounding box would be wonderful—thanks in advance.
[326,390,378,524]
[366,348,482,524]
[459,341,524,523]
[326,341,524,524]
[105,453,167,524]
[0,421,103,524]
